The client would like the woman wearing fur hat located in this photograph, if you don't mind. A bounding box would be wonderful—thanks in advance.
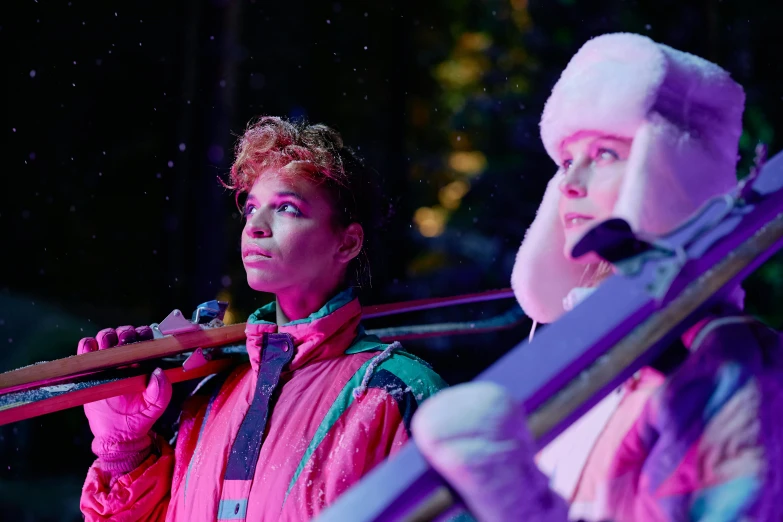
[412,33,783,522]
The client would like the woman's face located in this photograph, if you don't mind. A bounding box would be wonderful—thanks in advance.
[241,170,362,299]
[557,132,632,261]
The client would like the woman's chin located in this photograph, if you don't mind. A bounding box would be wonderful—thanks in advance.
[246,273,279,294]
[563,233,601,264]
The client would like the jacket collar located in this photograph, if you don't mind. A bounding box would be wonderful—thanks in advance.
[243,288,364,373]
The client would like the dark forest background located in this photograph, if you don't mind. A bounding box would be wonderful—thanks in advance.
[3,0,782,519]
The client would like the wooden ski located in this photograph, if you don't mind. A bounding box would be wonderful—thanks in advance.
[0,358,235,425]
[0,289,520,426]
[0,324,248,395]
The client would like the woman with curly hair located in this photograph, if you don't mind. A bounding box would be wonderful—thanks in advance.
[78,117,447,521]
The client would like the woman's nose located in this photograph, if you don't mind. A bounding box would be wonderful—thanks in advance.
[245,213,272,238]
[559,166,587,198]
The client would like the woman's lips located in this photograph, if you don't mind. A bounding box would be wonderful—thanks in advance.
[243,254,270,263]
[242,246,272,262]
[563,212,594,229]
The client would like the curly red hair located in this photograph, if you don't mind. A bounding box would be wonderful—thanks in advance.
[229,116,348,186]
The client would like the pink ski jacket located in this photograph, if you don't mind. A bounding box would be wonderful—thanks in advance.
[80,289,447,521]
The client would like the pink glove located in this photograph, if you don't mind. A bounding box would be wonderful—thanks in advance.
[78,325,172,478]
[412,382,569,522]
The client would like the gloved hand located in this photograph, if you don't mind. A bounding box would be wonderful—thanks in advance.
[78,325,172,476]
[412,382,569,522]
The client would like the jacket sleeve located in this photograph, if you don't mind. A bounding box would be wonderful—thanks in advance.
[603,318,783,521]
[80,434,174,522]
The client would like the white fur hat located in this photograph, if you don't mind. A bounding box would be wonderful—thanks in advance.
[512,33,745,324]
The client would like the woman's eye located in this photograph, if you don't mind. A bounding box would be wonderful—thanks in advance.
[277,203,301,216]
[595,148,619,162]
[562,159,573,170]
[243,205,256,218]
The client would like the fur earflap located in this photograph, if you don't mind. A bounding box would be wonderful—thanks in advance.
[512,174,586,324]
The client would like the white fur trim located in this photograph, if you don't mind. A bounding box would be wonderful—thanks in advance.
[512,174,585,324]
[513,33,745,324]
[540,33,744,166]
[540,33,665,162]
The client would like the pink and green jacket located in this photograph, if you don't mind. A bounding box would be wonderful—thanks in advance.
[80,289,447,521]
[539,313,783,521]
